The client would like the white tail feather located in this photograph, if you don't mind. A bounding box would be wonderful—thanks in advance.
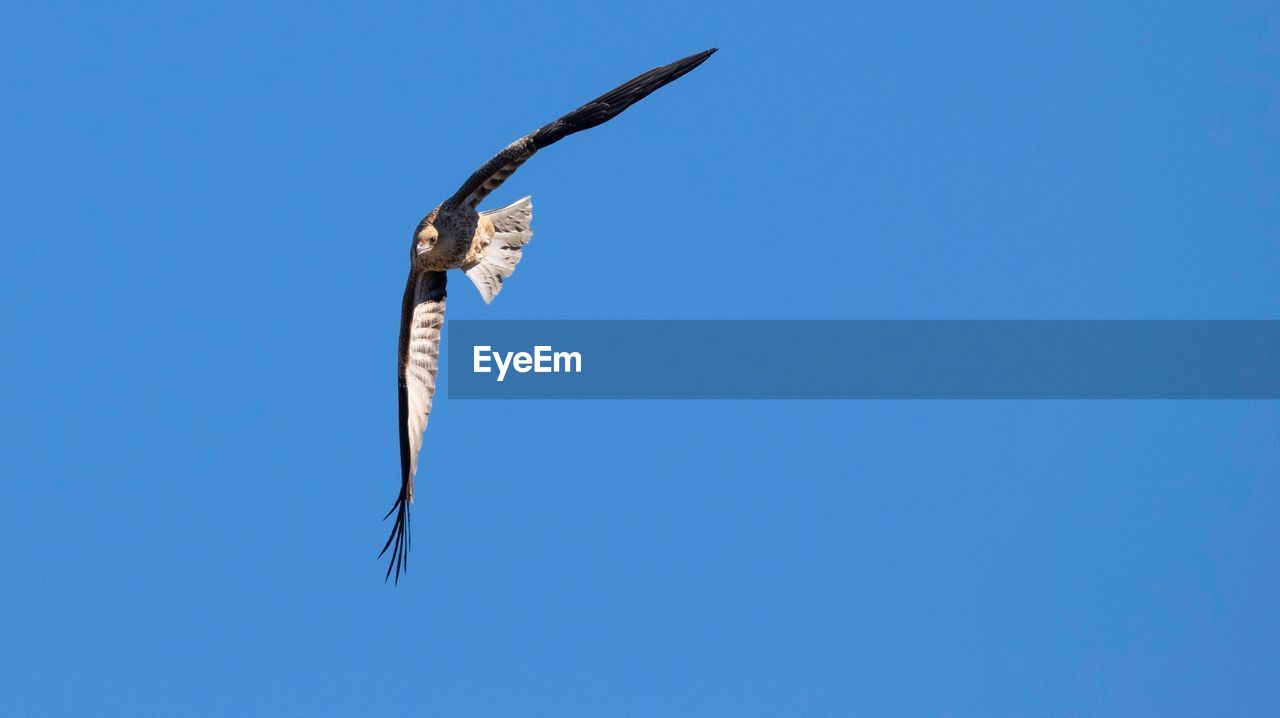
[464,196,532,304]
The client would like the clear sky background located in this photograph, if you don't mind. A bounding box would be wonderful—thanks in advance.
[2,1,1278,715]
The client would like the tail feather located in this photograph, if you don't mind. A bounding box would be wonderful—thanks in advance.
[529,48,717,150]
[464,196,533,304]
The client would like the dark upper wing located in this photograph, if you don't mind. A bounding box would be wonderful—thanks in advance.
[446,48,718,210]
[381,269,447,584]
[447,137,537,211]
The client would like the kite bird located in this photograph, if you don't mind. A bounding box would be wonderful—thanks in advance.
[382,48,718,582]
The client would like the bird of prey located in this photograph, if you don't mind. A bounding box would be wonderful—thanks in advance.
[382,48,717,582]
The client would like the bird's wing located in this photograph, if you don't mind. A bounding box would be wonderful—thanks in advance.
[381,269,447,583]
[446,48,718,210]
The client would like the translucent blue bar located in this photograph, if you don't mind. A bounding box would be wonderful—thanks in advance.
[447,321,1280,399]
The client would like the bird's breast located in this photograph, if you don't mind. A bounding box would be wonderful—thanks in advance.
[463,215,496,265]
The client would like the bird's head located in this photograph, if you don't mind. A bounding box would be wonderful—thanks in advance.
[412,209,442,261]
[416,223,439,253]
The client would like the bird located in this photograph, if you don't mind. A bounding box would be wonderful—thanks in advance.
[381,48,718,582]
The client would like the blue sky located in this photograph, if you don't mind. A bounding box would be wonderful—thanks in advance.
[2,1,1278,715]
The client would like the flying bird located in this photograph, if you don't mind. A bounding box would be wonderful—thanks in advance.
[382,48,718,582]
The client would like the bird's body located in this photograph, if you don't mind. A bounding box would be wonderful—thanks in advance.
[382,48,717,582]
[412,204,478,271]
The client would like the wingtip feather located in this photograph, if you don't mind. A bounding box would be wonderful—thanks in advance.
[379,492,411,585]
[528,47,718,150]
